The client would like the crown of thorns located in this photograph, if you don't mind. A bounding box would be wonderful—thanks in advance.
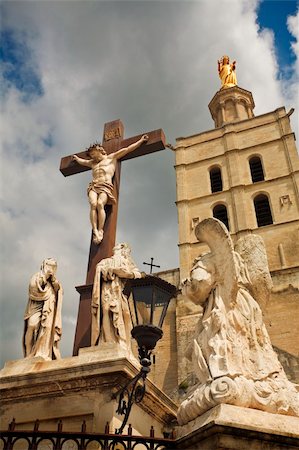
[86,141,103,153]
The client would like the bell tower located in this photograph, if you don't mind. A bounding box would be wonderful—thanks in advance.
[175,57,299,385]
[209,85,255,127]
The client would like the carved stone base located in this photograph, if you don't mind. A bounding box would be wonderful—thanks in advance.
[78,342,140,366]
[176,404,299,450]
[1,356,51,377]
[177,374,299,425]
[0,348,177,436]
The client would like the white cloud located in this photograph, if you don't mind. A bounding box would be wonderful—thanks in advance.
[284,9,299,113]
[287,10,299,53]
[0,0,297,366]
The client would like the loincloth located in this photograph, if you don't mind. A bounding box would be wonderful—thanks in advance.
[87,181,116,204]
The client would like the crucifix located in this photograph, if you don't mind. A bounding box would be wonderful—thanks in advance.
[143,257,161,274]
[60,119,166,355]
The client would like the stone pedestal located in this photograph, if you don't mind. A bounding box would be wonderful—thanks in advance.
[0,344,177,437]
[175,404,299,449]
[208,85,255,127]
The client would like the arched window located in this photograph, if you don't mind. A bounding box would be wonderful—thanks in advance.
[249,156,264,182]
[210,167,223,193]
[254,194,273,227]
[213,204,229,230]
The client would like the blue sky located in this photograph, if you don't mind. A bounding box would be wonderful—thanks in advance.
[1,1,298,100]
[1,29,44,100]
[257,0,298,77]
[0,0,298,366]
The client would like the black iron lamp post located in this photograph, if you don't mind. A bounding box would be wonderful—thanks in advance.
[114,275,177,435]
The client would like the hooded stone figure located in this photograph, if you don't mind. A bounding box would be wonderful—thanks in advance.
[91,243,142,350]
[23,258,63,360]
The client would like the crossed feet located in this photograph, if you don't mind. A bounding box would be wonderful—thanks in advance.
[93,229,104,245]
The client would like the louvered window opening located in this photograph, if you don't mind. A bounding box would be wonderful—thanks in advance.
[213,205,229,230]
[254,195,273,227]
[250,157,264,183]
[210,168,223,192]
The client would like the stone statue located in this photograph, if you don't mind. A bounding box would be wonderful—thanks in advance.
[23,258,63,360]
[218,55,237,89]
[91,243,143,350]
[72,135,149,244]
[177,218,299,425]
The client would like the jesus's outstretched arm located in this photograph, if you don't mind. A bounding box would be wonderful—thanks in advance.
[112,134,149,161]
[72,154,93,167]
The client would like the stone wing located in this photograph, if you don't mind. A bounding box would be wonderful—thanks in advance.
[235,234,273,311]
[194,218,238,306]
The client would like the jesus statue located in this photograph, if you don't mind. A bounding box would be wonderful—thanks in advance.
[73,134,149,244]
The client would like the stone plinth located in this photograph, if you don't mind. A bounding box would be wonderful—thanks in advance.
[0,344,177,436]
[208,85,255,127]
[175,404,299,450]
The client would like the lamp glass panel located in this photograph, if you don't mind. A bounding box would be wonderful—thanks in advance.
[127,292,150,326]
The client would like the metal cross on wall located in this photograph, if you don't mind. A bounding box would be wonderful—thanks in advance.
[60,119,166,355]
[143,257,161,274]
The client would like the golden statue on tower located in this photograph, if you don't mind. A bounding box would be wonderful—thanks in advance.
[218,55,237,89]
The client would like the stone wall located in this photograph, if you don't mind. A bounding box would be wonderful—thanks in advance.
[264,267,299,357]
[175,105,299,279]
[147,269,180,396]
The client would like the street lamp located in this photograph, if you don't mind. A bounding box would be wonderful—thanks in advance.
[114,275,177,434]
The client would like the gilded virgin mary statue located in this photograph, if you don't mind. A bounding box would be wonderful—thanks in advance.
[218,55,237,89]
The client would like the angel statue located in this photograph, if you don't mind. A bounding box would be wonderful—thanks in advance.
[218,55,237,89]
[177,218,299,425]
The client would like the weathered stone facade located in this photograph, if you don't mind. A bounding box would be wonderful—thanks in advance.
[152,86,299,398]
[176,97,298,278]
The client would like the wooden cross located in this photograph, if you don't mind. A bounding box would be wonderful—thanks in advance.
[60,119,166,355]
[143,257,161,274]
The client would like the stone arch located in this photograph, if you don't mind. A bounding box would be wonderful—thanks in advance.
[253,192,273,227]
[249,154,265,182]
[212,202,230,230]
[209,165,223,193]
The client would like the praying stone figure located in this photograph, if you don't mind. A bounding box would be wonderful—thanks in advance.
[23,258,63,360]
[91,243,143,350]
[177,218,299,425]
[72,135,149,244]
[218,55,237,89]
